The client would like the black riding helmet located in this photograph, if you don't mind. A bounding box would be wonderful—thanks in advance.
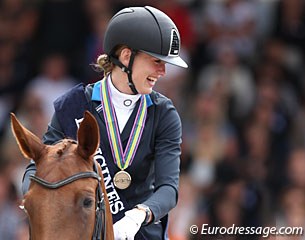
[103,6,188,94]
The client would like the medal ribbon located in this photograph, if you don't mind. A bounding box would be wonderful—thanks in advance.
[100,79,147,170]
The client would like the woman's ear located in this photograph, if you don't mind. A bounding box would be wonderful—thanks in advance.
[119,48,132,66]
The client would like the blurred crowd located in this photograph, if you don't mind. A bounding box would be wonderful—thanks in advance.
[1,0,305,239]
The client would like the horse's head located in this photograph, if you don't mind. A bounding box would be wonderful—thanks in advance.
[11,111,113,240]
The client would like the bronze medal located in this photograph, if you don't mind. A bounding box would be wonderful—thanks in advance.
[113,170,131,189]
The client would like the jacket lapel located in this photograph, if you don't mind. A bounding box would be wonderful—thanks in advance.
[92,101,111,152]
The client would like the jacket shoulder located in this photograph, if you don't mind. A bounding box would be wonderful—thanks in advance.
[149,90,173,108]
[53,83,91,139]
[54,83,87,111]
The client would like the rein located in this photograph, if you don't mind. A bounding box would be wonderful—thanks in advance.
[29,161,107,240]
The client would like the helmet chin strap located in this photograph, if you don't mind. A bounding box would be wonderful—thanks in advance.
[109,50,138,94]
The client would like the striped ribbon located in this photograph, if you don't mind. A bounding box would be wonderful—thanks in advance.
[100,79,147,170]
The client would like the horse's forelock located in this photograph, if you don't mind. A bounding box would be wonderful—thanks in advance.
[54,139,77,157]
[56,144,66,156]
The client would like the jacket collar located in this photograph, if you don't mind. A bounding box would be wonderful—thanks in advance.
[91,79,153,108]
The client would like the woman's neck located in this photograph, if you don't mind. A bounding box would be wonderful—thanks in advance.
[110,68,134,95]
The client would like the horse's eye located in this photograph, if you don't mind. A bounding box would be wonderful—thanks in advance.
[83,198,94,208]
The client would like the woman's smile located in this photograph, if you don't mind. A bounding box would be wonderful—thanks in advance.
[146,76,158,87]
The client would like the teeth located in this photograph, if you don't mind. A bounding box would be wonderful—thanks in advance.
[147,77,157,82]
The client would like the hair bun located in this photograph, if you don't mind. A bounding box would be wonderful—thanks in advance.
[92,54,113,76]
[97,54,110,67]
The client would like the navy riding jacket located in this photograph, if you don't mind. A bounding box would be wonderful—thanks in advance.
[22,81,182,239]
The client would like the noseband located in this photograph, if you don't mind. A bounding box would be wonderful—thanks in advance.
[29,161,107,240]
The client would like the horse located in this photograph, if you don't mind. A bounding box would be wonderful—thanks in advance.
[11,111,114,240]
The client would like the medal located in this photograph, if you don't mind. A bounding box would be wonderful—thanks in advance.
[113,170,132,189]
[100,78,147,189]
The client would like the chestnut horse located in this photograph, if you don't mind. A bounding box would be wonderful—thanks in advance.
[11,111,114,240]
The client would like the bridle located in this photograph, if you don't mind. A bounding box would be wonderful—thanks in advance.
[29,161,107,240]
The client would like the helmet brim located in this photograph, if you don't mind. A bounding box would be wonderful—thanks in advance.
[142,50,188,68]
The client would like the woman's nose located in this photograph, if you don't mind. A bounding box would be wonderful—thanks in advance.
[158,63,166,77]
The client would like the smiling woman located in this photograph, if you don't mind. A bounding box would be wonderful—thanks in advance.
[21,5,188,240]
[111,50,166,95]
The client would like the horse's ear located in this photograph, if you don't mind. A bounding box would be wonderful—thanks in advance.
[10,113,44,162]
[77,111,100,160]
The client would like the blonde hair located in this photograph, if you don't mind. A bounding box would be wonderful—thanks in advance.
[92,54,114,77]
[93,45,129,77]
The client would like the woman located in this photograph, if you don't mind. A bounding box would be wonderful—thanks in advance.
[22,6,188,240]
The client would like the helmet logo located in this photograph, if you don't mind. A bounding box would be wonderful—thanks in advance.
[168,29,180,57]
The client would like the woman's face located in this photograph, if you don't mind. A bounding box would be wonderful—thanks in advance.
[115,48,166,94]
[131,51,166,94]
